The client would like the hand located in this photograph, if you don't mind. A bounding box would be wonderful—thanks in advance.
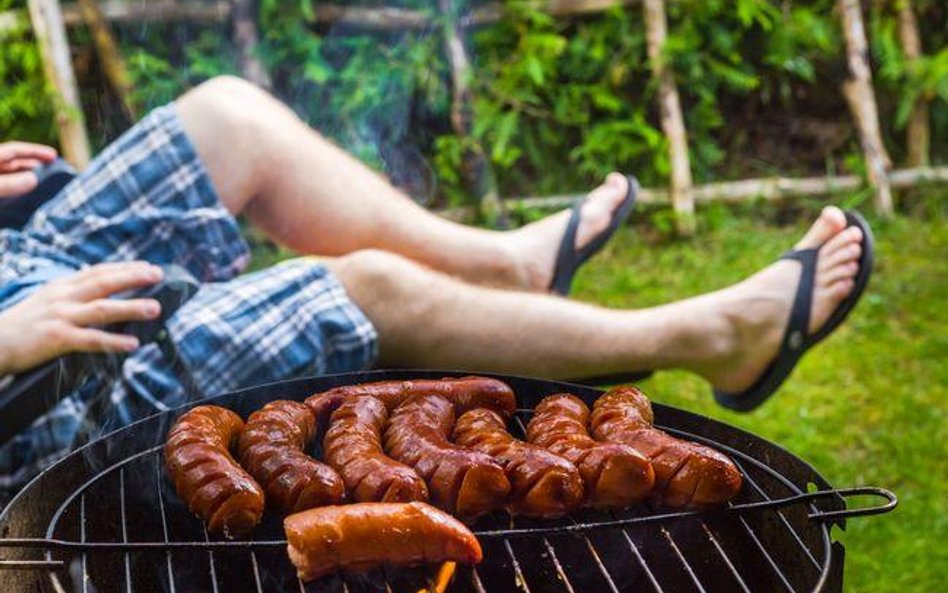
[0,141,58,199]
[0,262,165,376]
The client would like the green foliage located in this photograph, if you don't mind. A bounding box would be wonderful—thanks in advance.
[0,0,56,143]
[1,0,946,205]
[870,2,948,132]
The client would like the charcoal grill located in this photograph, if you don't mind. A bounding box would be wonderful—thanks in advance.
[0,370,896,593]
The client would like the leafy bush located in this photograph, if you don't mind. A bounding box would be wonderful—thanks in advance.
[1,0,946,207]
[0,0,56,143]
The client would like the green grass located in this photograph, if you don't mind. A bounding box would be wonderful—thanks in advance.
[568,198,947,593]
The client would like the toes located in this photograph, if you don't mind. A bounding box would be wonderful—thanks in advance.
[827,278,856,300]
[795,206,847,250]
[819,242,862,272]
[820,261,860,287]
[586,173,628,204]
[820,225,863,257]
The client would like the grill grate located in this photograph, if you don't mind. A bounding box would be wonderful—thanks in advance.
[0,371,896,593]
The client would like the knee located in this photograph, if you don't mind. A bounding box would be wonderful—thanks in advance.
[331,250,425,298]
[176,75,274,133]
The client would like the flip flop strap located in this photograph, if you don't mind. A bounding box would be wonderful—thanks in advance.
[550,199,584,295]
[778,247,819,354]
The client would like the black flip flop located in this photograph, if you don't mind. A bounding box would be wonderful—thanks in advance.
[550,174,640,296]
[714,210,874,412]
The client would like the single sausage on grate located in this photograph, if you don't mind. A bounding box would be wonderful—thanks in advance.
[165,405,265,537]
[385,394,511,521]
[324,395,429,503]
[237,400,345,513]
[305,376,517,435]
[453,408,584,517]
[527,394,655,509]
[284,502,482,582]
[589,386,743,508]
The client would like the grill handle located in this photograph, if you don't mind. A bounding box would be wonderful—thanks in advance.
[806,486,898,521]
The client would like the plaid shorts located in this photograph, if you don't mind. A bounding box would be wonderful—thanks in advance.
[0,105,378,500]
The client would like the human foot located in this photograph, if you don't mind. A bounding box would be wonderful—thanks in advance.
[509,173,632,293]
[703,206,865,394]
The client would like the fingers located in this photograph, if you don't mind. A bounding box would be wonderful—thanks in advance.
[67,262,164,300]
[64,327,141,355]
[0,171,39,199]
[0,142,57,164]
[67,298,162,326]
[0,158,44,173]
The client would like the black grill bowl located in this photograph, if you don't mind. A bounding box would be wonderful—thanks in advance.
[0,370,884,593]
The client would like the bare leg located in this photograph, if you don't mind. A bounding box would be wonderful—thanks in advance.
[174,76,628,291]
[328,208,863,392]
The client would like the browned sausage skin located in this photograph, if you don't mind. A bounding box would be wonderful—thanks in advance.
[453,408,584,517]
[165,405,264,537]
[526,394,654,509]
[385,394,511,521]
[324,395,429,502]
[285,502,482,582]
[589,386,742,508]
[305,376,517,435]
[237,400,345,513]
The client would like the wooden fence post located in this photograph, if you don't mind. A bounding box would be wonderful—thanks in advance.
[77,0,137,120]
[231,0,271,89]
[27,0,91,168]
[838,0,894,216]
[438,0,504,226]
[643,0,695,236]
[897,0,929,167]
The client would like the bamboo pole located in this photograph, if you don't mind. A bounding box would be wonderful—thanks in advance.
[63,0,229,26]
[643,0,695,235]
[2,0,650,34]
[27,0,91,168]
[76,0,137,120]
[436,166,948,220]
[896,0,929,167]
[838,0,893,216]
[231,0,271,90]
[438,0,504,225]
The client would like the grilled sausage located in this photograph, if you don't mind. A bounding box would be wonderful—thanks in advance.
[285,502,483,582]
[237,400,345,513]
[385,394,511,520]
[453,408,584,517]
[305,376,517,435]
[526,394,654,509]
[165,405,264,537]
[589,386,742,508]
[324,395,429,503]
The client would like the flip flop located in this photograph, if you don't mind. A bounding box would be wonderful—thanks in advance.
[714,210,874,412]
[550,174,639,296]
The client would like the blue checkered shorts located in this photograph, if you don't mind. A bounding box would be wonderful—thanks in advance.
[0,105,378,500]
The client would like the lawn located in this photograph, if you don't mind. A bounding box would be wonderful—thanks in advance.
[568,196,947,593]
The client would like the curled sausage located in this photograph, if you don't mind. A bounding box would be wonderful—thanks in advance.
[453,408,584,517]
[589,386,742,508]
[324,395,429,503]
[385,394,511,520]
[526,394,654,509]
[165,405,264,537]
[237,400,345,513]
[285,502,482,582]
[305,376,517,434]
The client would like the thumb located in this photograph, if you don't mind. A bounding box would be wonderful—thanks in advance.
[0,171,38,199]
